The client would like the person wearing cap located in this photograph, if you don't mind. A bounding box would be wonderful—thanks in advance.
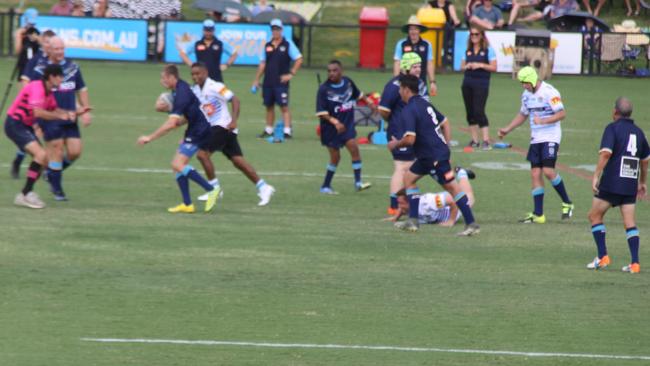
[498,66,574,224]
[461,27,496,150]
[379,52,428,216]
[469,0,504,30]
[179,19,238,83]
[393,16,437,96]
[252,19,303,139]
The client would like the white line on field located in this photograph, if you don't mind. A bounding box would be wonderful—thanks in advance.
[79,338,650,361]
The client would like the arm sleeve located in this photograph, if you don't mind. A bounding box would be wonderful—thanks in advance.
[402,106,416,136]
[519,95,530,116]
[394,40,403,60]
[315,86,328,116]
[598,125,615,154]
[351,80,362,100]
[21,56,37,79]
[222,41,234,57]
[259,48,266,62]
[640,134,650,160]
[75,68,86,91]
[45,94,58,110]
[218,83,234,102]
[548,88,564,112]
[495,8,503,20]
[488,47,496,61]
[287,40,302,60]
[378,84,397,113]
[433,106,446,126]
[426,41,433,61]
[170,87,190,118]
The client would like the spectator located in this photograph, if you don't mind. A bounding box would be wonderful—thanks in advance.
[393,16,437,95]
[469,0,504,30]
[251,0,274,16]
[548,0,579,19]
[625,0,641,16]
[92,0,112,17]
[71,0,85,16]
[581,18,602,56]
[50,0,73,16]
[508,0,552,27]
[178,19,238,83]
[464,0,482,24]
[429,0,461,27]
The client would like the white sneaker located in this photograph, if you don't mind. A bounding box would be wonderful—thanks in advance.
[198,185,223,201]
[257,184,275,206]
[14,191,46,209]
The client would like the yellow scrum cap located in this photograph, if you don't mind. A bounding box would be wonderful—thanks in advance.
[400,52,422,72]
[517,66,538,86]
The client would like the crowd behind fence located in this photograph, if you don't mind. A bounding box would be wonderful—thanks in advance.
[1,9,648,77]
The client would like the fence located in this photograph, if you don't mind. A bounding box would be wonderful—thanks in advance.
[1,9,648,76]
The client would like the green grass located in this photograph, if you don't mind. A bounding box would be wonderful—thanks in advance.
[0,58,650,365]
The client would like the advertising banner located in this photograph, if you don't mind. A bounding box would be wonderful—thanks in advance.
[454,30,582,74]
[33,15,148,61]
[164,21,294,65]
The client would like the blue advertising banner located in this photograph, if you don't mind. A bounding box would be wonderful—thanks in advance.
[32,16,148,61]
[164,21,294,65]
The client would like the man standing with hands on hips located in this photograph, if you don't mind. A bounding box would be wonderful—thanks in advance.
[252,19,303,139]
[178,19,238,83]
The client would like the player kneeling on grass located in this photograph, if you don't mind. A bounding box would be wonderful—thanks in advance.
[4,64,81,209]
[189,62,275,206]
[586,97,649,274]
[387,74,479,236]
[138,64,220,214]
[315,60,374,194]
[389,167,476,226]
[498,66,574,224]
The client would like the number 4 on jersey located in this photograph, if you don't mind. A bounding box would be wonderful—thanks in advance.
[627,134,637,156]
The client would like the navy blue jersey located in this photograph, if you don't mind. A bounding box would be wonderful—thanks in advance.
[261,37,301,87]
[170,79,211,142]
[315,76,361,126]
[25,58,86,112]
[20,50,47,81]
[598,118,650,195]
[379,75,427,140]
[401,96,449,161]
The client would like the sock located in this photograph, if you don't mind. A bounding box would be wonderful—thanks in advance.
[406,188,420,219]
[47,161,64,193]
[208,178,220,187]
[390,193,398,209]
[551,175,571,204]
[626,227,640,264]
[532,187,544,216]
[454,192,475,225]
[175,173,191,205]
[283,127,291,135]
[256,179,267,192]
[13,150,25,164]
[322,163,336,188]
[182,165,213,191]
[62,157,73,170]
[265,126,273,134]
[22,161,42,195]
[591,223,607,259]
[352,160,362,185]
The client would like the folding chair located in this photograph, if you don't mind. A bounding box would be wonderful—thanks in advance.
[599,33,626,74]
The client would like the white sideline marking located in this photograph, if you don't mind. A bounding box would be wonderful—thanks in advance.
[80,338,650,361]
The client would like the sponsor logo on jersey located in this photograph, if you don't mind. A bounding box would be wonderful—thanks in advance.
[279,46,286,52]
[404,46,412,52]
[197,44,206,51]
[550,96,561,105]
[266,46,273,52]
[212,44,220,51]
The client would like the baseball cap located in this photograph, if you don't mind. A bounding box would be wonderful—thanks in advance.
[517,66,538,85]
[270,19,283,28]
[20,8,38,26]
[203,19,215,31]
[400,52,422,72]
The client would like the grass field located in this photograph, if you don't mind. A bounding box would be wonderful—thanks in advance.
[0,57,649,365]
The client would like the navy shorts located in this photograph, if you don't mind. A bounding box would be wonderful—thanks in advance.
[205,126,243,159]
[320,122,356,149]
[39,120,81,142]
[595,190,637,207]
[5,116,38,149]
[178,135,210,158]
[527,142,559,168]
[410,158,455,185]
[263,85,289,107]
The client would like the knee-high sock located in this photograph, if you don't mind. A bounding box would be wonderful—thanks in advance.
[406,188,420,220]
[322,163,336,188]
[48,161,64,193]
[390,193,398,209]
[551,175,571,204]
[455,192,475,225]
[626,227,640,264]
[175,173,191,205]
[591,223,607,259]
[22,161,43,195]
[352,160,362,185]
[532,187,544,216]
[182,165,213,191]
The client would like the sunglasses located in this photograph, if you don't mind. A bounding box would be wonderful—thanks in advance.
[470,33,481,36]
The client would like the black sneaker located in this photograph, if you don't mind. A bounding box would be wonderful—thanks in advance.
[257,131,272,138]
[455,166,476,180]
[283,133,293,139]
[467,140,479,148]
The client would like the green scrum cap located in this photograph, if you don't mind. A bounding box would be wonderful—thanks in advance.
[400,52,422,73]
[517,66,538,86]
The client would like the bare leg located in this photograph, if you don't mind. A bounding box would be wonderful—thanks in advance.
[230,155,260,184]
[196,150,215,181]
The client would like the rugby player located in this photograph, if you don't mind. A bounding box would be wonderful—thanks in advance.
[388,74,479,236]
[138,65,220,213]
[5,64,79,208]
[315,60,373,194]
[251,19,303,139]
[498,66,574,223]
[379,52,428,215]
[188,62,275,206]
[586,97,649,273]
[22,36,92,201]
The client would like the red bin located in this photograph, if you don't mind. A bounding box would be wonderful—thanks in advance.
[359,7,389,69]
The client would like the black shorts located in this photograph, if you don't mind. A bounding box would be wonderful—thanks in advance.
[527,142,559,168]
[262,85,289,107]
[39,120,81,141]
[205,126,243,159]
[4,116,38,149]
[595,190,637,207]
[409,158,455,186]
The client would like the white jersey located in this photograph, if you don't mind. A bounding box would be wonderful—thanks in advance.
[191,78,236,132]
[519,81,564,144]
[418,192,455,224]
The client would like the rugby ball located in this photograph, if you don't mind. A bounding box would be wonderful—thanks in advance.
[158,92,174,108]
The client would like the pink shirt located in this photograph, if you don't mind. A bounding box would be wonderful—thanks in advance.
[50,3,73,16]
[7,80,58,126]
